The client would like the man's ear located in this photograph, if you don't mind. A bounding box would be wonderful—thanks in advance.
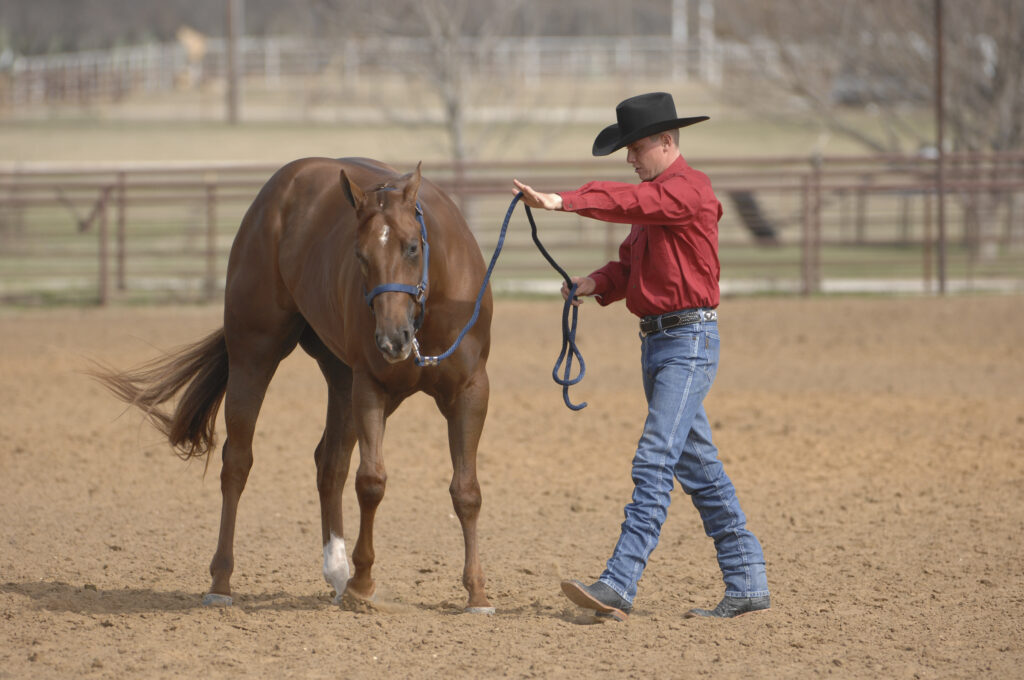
[402,161,422,205]
[340,169,366,210]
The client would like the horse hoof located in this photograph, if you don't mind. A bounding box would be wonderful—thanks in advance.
[332,590,370,606]
[338,588,376,611]
[202,593,233,607]
[464,606,496,615]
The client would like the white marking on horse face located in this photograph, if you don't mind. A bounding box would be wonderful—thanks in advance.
[322,533,350,600]
[378,223,391,247]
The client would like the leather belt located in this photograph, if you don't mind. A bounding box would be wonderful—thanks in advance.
[639,308,717,337]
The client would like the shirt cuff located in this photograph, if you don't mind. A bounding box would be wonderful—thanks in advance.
[558,191,581,212]
[588,270,613,299]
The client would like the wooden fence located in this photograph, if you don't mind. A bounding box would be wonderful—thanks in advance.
[1,154,1022,305]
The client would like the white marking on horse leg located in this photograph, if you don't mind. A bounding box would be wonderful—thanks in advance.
[322,533,350,602]
[378,223,390,246]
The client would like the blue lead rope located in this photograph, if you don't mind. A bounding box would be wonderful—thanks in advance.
[414,192,587,410]
[521,199,587,411]
[410,196,512,368]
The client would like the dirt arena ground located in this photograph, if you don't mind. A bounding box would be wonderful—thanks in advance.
[1,295,1022,679]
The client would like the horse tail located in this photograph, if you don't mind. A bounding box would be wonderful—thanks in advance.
[90,329,229,462]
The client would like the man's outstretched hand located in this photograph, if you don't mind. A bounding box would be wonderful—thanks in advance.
[513,179,563,211]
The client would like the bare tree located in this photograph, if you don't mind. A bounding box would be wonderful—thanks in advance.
[717,1,1024,259]
[717,0,1024,154]
[344,0,531,168]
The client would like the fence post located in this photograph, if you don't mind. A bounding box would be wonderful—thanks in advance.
[453,159,467,214]
[801,156,823,295]
[116,171,126,291]
[900,193,911,242]
[923,191,934,293]
[812,155,822,292]
[801,174,812,296]
[1007,188,1020,251]
[205,179,218,301]
[856,177,868,244]
[98,189,110,305]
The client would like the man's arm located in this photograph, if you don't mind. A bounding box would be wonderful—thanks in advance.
[511,179,631,307]
[561,178,703,225]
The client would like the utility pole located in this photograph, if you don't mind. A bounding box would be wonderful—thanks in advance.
[934,0,947,294]
[698,0,717,85]
[672,0,688,81]
[226,0,244,125]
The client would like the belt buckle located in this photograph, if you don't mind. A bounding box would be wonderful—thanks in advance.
[639,315,658,338]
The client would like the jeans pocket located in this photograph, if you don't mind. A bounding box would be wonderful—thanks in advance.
[662,328,699,359]
[701,329,720,382]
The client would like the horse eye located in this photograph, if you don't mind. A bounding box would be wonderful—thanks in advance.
[405,242,419,258]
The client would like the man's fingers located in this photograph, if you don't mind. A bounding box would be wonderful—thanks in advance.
[513,179,562,211]
[513,179,540,207]
[561,281,587,305]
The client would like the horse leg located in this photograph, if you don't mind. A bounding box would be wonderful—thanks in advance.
[300,330,357,602]
[204,322,301,605]
[341,371,389,602]
[440,367,493,613]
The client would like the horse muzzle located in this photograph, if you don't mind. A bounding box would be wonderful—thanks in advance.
[375,325,415,363]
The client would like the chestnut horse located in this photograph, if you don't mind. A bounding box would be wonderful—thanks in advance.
[93,158,493,612]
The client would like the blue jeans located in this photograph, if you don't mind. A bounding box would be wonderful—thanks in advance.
[599,314,769,602]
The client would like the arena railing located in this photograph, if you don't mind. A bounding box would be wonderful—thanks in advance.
[1,153,1022,304]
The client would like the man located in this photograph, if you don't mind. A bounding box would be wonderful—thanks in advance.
[513,92,770,621]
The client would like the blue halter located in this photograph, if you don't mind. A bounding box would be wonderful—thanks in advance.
[362,190,430,331]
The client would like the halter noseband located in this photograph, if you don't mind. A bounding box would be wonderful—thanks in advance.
[362,187,430,330]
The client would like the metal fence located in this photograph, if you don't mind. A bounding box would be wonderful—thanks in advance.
[0,35,729,110]
[1,153,1022,305]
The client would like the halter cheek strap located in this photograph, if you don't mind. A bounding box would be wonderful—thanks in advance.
[363,200,430,329]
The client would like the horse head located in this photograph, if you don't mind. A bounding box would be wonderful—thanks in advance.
[340,163,427,364]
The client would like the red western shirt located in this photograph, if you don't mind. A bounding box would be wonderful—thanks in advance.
[558,155,722,318]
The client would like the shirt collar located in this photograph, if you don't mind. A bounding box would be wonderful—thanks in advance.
[649,154,688,183]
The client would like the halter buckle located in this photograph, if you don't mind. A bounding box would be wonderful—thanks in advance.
[411,338,439,367]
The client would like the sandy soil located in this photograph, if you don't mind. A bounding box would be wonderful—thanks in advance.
[1,295,1022,679]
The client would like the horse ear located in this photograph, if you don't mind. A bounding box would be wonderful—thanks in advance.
[402,161,422,205]
[339,169,366,210]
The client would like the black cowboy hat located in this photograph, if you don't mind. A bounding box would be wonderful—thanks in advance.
[591,92,709,157]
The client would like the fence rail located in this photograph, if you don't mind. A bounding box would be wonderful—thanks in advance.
[1,153,1022,305]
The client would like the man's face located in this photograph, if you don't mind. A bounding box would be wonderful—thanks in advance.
[625,134,673,181]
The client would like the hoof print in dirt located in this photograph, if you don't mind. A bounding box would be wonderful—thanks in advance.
[201,593,233,607]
